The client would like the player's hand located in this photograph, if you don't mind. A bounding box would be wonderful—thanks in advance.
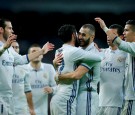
[94,43,101,52]
[94,17,107,30]
[53,53,63,68]
[42,42,54,54]
[54,72,59,82]
[95,17,117,41]
[4,34,17,49]
[29,109,36,115]
[44,86,53,94]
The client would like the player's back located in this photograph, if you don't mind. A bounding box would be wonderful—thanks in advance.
[56,44,80,98]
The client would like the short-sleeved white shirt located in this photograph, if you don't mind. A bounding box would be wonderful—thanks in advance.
[27,62,56,115]
[51,44,102,115]
[0,41,29,97]
[99,48,127,107]
[12,65,31,114]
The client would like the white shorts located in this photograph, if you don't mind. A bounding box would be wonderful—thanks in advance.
[15,108,30,115]
[121,100,135,115]
[97,106,122,115]
[0,96,15,115]
[50,94,76,115]
[77,91,99,115]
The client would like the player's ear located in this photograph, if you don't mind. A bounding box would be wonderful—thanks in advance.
[0,27,4,34]
[72,32,77,39]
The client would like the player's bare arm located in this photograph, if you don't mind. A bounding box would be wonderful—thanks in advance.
[55,65,89,82]
[28,42,54,61]
[95,17,118,41]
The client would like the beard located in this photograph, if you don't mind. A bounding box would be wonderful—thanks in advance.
[78,37,90,47]
[3,33,9,41]
[33,60,41,64]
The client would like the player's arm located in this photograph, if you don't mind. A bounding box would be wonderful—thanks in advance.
[95,17,118,43]
[24,72,35,115]
[94,42,102,52]
[112,38,135,57]
[12,42,54,65]
[28,42,54,61]
[55,65,89,81]
[95,17,135,55]
[25,92,36,115]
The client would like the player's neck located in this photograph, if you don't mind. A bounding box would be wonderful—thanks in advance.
[110,45,117,50]
[66,41,75,47]
[30,61,41,70]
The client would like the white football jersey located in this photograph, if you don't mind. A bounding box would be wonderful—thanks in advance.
[77,42,101,115]
[27,62,56,115]
[12,65,31,114]
[113,38,135,100]
[51,44,102,115]
[99,48,127,107]
[0,41,29,97]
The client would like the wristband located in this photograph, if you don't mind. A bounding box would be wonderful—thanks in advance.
[0,46,7,54]
[103,27,109,33]
[112,36,118,43]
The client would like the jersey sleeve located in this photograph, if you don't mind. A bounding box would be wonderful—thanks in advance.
[113,37,135,57]
[0,44,6,56]
[10,47,29,65]
[24,72,32,93]
[80,63,92,70]
[70,48,103,63]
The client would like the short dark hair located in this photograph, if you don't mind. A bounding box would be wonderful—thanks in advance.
[28,43,41,53]
[126,20,135,32]
[109,24,124,36]
[82,24,95,35]
[58,24,77,43]
[0,18,11,29]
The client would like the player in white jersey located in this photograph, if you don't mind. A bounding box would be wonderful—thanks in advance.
[96,24,127,115]
[51,24,103,115]
[26,44,56,115]
[11,41,35,115]
[95,17,135,115]
[54,24,102,115]
[76,24,101,115]
[0,18,54,115]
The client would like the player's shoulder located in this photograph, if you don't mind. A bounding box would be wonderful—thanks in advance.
[117,49,127,57]
[58,45,80,51]
[69,46,83,54]
[100,48,109,52]
[15,64,29,72]
[56,46,82,57]
[56,47,63,53]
